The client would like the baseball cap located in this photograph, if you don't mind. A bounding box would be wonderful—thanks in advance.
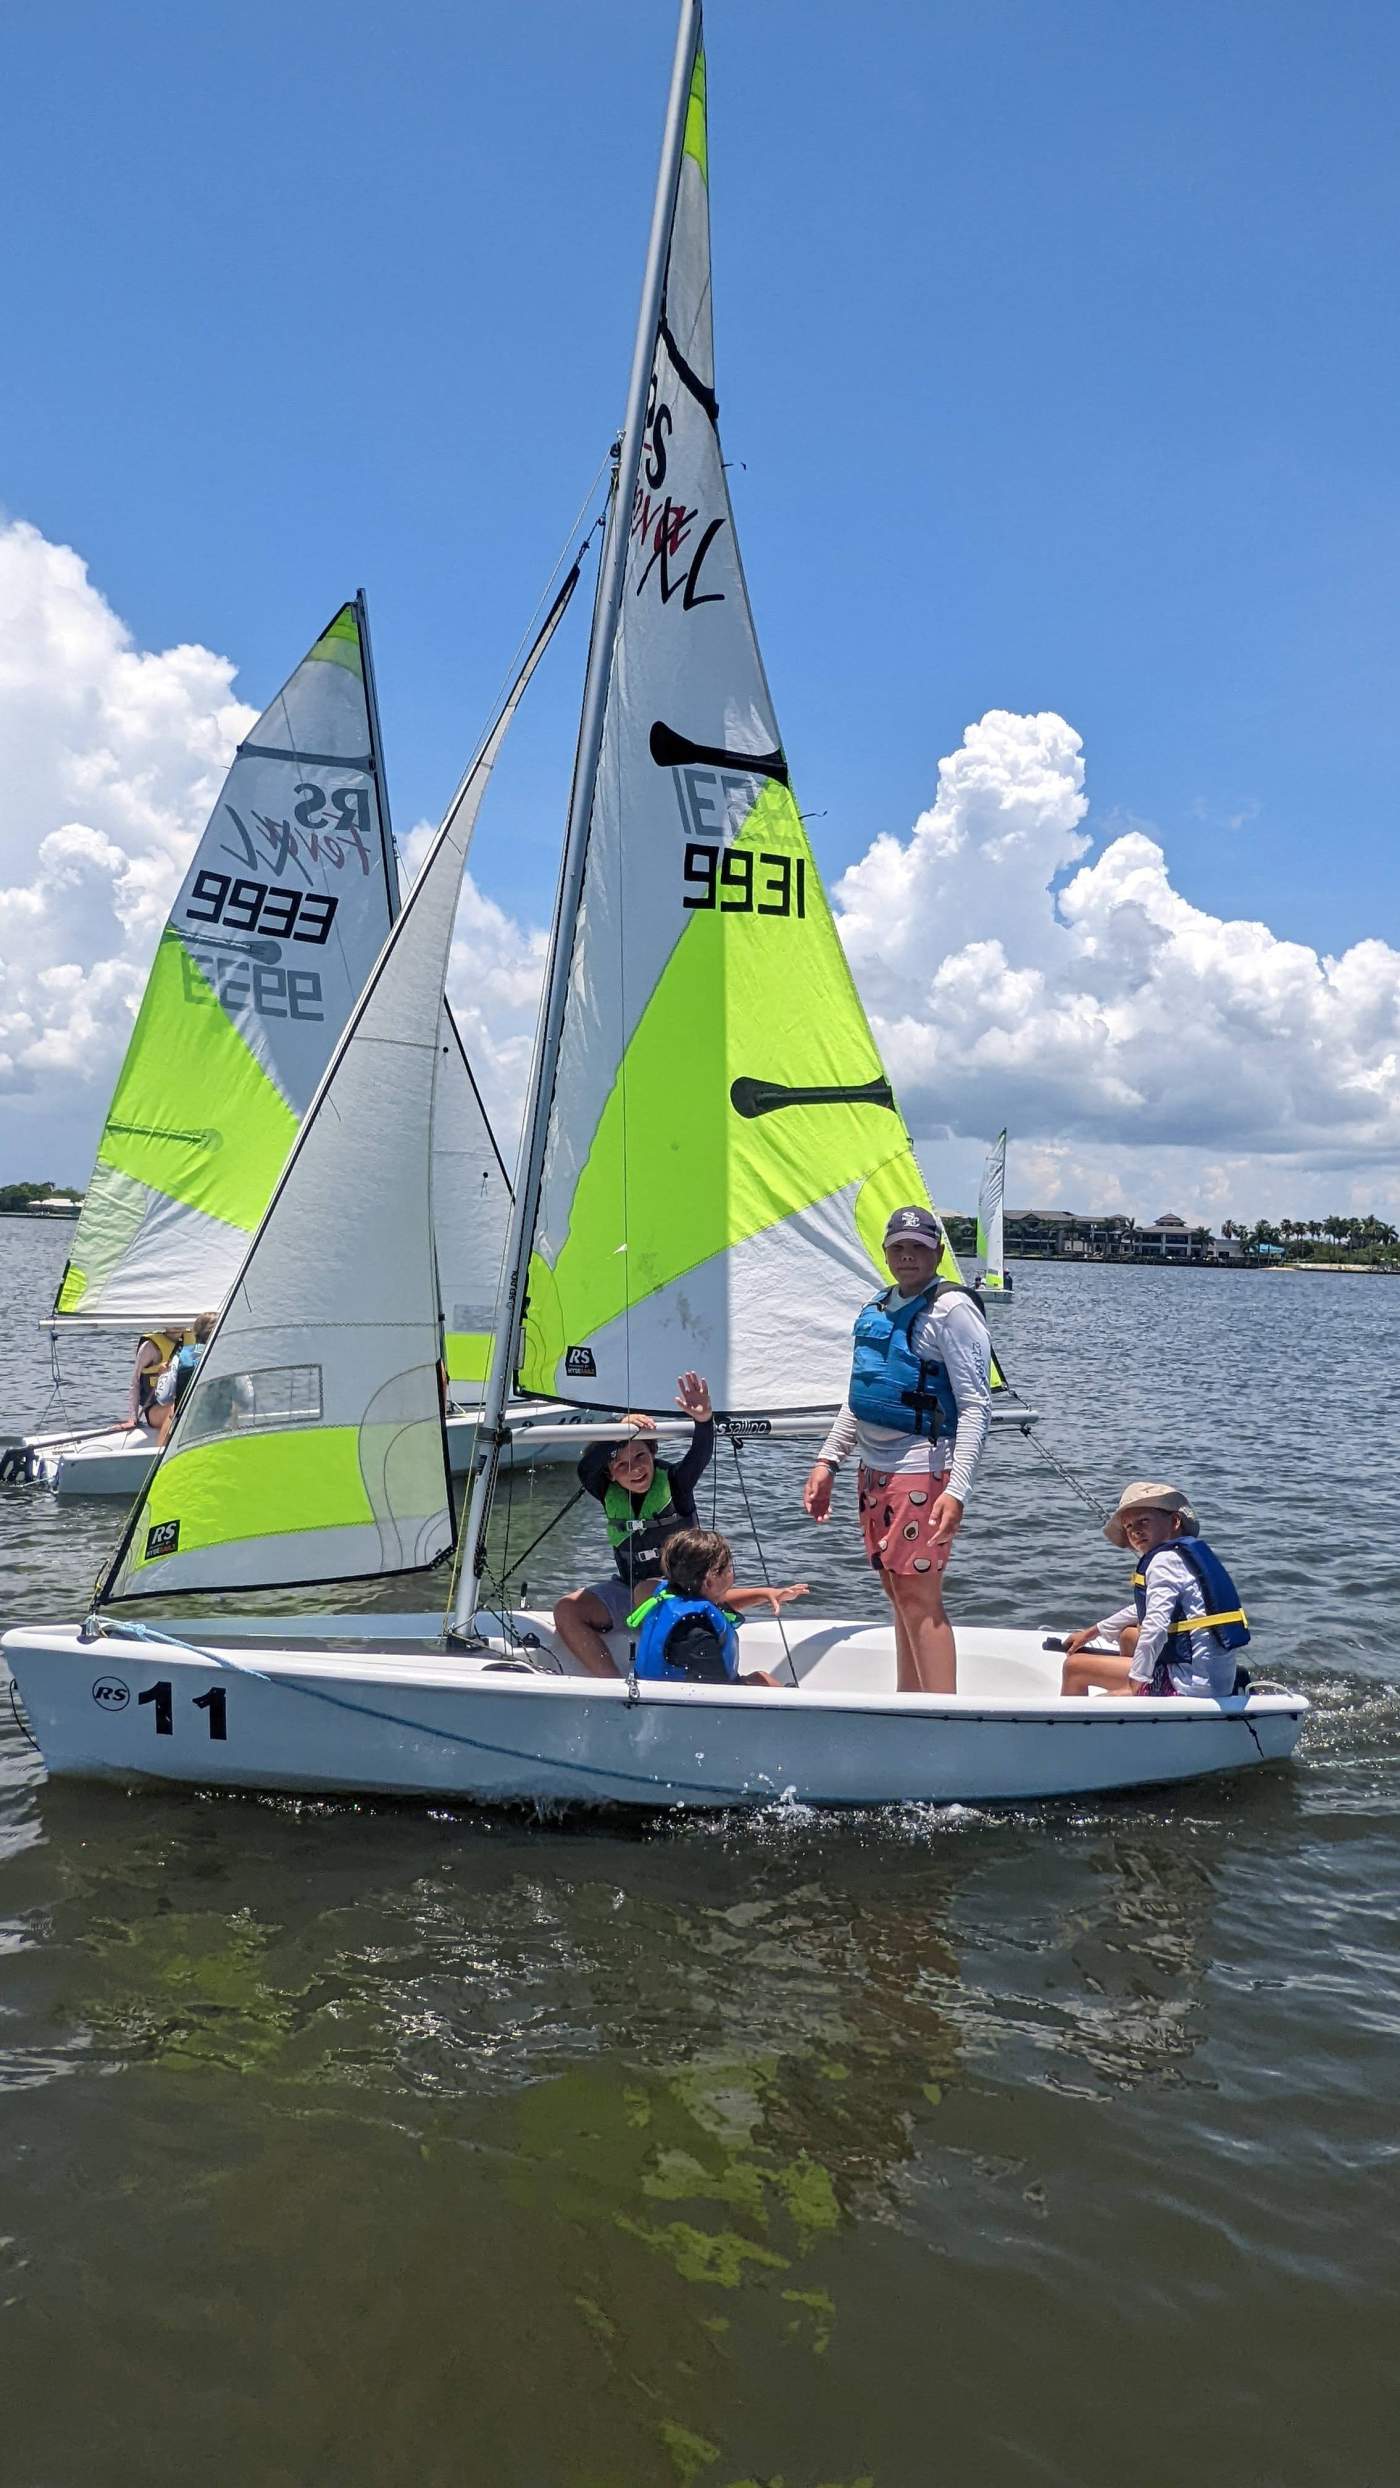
[881,1205,943,1251]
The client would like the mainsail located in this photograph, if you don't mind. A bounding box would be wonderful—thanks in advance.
[55,601,398,1325]
[100,567,582,1602]
[976,1129,1007,1292]
[514,27,948,1417]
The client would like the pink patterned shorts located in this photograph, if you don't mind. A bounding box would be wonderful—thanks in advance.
[857,1467,953,1577]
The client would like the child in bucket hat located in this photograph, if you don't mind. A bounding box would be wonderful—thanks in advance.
[1060,1481,1249,1701]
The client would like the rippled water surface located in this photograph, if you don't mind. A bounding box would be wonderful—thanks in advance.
[2,1221,1398,2487]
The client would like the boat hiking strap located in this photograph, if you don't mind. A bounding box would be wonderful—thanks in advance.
[725,1432,800,1689]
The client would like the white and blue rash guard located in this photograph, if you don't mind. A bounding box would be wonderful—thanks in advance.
[818,1291,993,1504]
[1098,1545,1240,1698]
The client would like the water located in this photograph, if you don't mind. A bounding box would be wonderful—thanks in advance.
[2,1220,1398,2487]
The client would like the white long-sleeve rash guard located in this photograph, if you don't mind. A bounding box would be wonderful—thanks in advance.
[817,1291,992,1506]
[1098,1544,1239,1698]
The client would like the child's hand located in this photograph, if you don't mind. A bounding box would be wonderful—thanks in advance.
[675,1371,712,1422]
[764,1583,809,1612]
[1061,1627,1098,1656]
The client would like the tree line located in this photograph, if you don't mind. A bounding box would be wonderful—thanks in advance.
[1218,1215,1400,1263]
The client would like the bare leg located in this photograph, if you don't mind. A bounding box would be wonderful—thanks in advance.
[886,1571,955,1694]
[1061,1627,1139,1697]
[552,1588,624,1679]
[880,1571,913,1685]
[147,1403,173,1443]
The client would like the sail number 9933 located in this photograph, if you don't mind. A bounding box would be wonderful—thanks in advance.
[185,870,340,944]
[682,845,806,916]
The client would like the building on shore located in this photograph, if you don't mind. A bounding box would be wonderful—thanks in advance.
[943,1207,1244,1266]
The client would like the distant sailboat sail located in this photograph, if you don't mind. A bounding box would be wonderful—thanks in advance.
[54,600,399,1325]
[433,997,512,1392]
[100,565,582,1602]
[976,1128,1007,1292]
[514,33,948,1417]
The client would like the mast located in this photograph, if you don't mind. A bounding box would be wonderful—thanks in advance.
[357,587,402,929]
[452,0,704,1631]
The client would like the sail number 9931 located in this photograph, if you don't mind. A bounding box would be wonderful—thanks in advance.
[682,845,806,916]
[185,870,339,944]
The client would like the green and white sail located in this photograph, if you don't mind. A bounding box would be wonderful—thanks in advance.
[976,1129,1007,1291]
[55,601,399,1326]
[101,569,581,1602]
[516,34,953,1416]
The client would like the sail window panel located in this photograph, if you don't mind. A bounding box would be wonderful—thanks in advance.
[180,1363,324,1447]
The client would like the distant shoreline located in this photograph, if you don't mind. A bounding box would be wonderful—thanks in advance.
[1003,1254,1399,1277]
[0,1209,79,1221]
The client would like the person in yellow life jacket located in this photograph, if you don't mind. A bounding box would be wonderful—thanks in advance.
[119,1324,195,1434]
[1060,1481,1250,1699]
[552,1372,717,1678]
[147,1312,216,1443]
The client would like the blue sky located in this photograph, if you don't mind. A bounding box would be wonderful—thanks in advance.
[3,0,1399,1211]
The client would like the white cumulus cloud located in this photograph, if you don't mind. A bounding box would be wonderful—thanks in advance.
[834,710,1400,1219]
[0,519,254,1163]
[3,518,1398,1224]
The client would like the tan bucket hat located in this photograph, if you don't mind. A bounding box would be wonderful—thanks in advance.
[1103,1480,1199,1548]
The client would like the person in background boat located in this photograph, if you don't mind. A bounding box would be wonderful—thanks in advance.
[147,1313,216,1443]
[802,1205,992,1696]
[629,1528,807,1687]
[119,1324,194,1434]
[552,1371,719,1678]
[1059,1481,1250,1699]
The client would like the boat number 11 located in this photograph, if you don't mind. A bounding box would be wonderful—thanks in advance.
[138,1681,228,1740]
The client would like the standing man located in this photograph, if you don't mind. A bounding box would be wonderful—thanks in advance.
[802,1206,991,1694]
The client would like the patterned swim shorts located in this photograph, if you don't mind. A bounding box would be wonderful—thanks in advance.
[857,1467,953,1577]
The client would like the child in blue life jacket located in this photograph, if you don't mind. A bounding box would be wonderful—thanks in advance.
[628,1528,809,1687]
[1060,1480,1250,1700]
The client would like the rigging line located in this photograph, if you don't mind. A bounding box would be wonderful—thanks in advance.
[726,1434,800,1690]
[476,452,613,730]
[1017,1423,1113,1524]
[500,1483,586,1585]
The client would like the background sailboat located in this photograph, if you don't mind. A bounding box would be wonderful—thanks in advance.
[20,599,544,1493]
[973,1127,1013,1299]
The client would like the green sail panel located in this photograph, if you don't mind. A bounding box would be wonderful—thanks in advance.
[517,40,967,1415]
[56,599,396,1323]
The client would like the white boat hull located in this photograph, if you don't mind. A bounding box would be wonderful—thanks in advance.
[1,1611,1307,1811]
[14,1405,582,1499]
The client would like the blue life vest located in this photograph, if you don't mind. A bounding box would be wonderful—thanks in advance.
[171,1342,203,1411]
[849,1280,986,1439]
[628,1592,741,1684]
[1133,1536,1250,1691]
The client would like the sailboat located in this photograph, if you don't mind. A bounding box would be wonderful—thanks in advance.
[973,1127,1013,1300]
[13,598,571,1496]
[2,3,1305,1806]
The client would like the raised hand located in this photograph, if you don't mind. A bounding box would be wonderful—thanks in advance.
[675,1370,712,1422]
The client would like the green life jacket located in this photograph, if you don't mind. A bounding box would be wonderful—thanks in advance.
[603,1469,675,1548]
